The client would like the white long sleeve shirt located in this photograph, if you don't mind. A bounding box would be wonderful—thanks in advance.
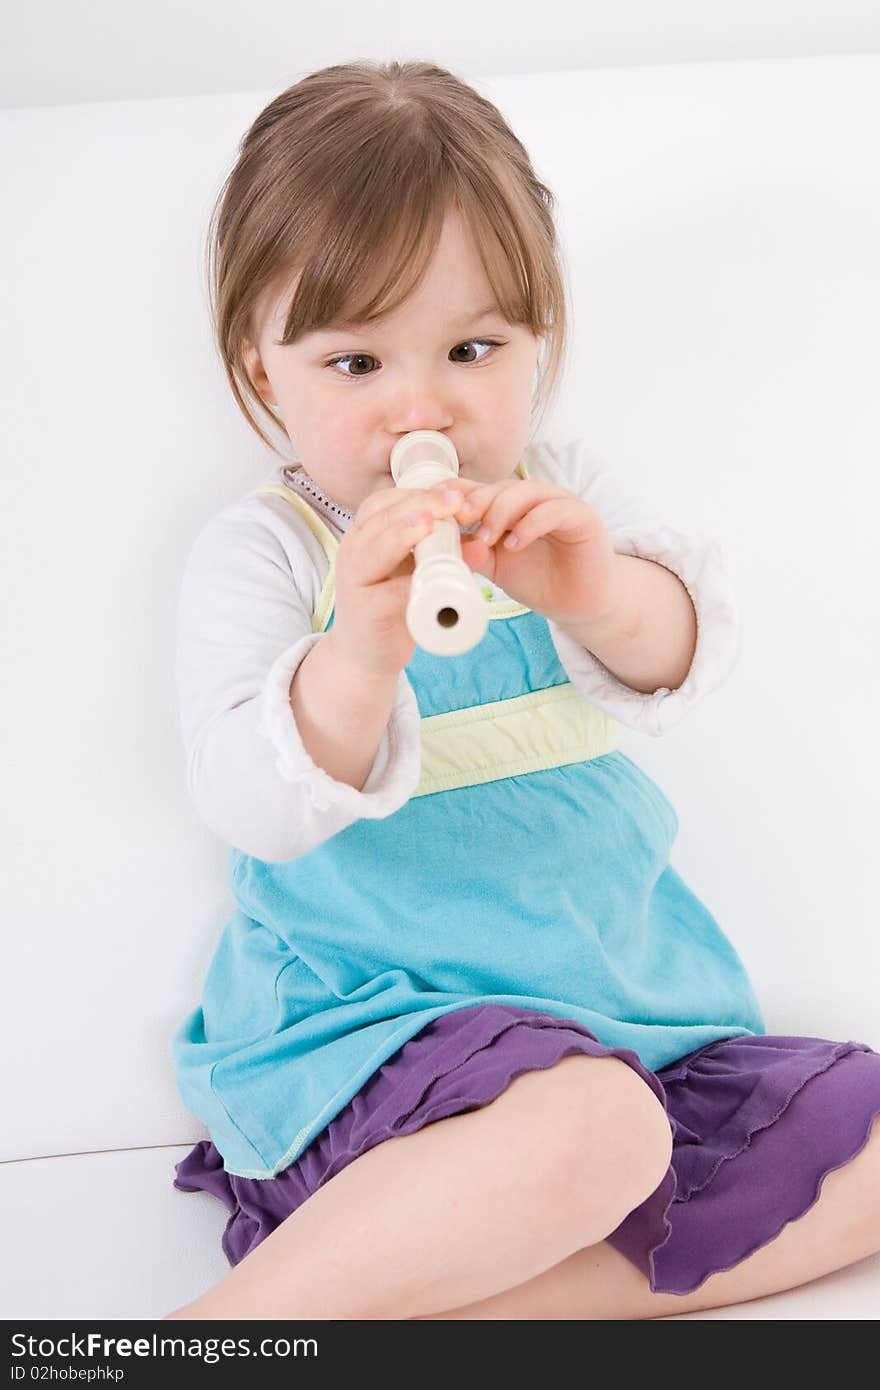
[175,435,740,863]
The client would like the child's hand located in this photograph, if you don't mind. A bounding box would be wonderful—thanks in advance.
[330,481,473,681]
[448,475,626,628]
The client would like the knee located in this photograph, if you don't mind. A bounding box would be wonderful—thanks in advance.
[552,1054,673,1224]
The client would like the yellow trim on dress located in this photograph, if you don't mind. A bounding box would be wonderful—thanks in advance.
[415,684,617,797]
[250,484,339,632]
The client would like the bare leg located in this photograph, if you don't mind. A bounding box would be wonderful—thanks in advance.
[164,1054,673,1320]
[418,1112,880,1319]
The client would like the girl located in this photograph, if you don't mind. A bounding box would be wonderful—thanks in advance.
[166,60,880,1320]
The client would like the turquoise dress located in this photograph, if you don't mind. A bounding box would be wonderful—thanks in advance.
[173,479,765,1179]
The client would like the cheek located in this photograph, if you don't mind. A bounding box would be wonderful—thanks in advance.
[312,399,369,454]
[493,365,534,419]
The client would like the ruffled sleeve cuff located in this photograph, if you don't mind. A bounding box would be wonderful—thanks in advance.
[256,631,423,814]
[548,524,742,737]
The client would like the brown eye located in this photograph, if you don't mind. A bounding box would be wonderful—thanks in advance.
[450,339,499,364]
[328,353,377,378]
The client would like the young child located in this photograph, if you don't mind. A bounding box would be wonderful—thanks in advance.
[166,60,880,1321]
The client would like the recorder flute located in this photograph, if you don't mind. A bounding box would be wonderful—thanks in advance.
[389,429,490,656]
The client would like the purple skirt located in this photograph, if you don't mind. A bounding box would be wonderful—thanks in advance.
[173,1004,880,1298]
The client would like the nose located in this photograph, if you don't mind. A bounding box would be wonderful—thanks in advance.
[387,374,455,437]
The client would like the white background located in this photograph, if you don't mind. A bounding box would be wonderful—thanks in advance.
[3,0,880,108]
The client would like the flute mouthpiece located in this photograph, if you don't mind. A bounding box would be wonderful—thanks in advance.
[389,430,460,486]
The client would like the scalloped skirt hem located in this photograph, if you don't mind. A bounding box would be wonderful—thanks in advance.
[172,1003,880,1298]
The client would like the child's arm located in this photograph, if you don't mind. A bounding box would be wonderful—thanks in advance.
[553,552,698,695]
[532,436,741,737]
[288,629,401,793]
[175,497,421,862]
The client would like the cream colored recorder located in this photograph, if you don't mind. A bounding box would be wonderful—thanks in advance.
[389,429,489,656]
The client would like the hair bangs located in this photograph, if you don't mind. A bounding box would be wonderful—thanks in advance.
[452,178,550,337]
[275,174,450,346]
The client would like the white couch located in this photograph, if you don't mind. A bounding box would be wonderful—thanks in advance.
[3,54,878,1320]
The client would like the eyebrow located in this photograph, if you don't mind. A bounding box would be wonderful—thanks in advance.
[316,303,504,334]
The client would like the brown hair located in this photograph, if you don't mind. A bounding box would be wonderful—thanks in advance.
[205,59,570,460]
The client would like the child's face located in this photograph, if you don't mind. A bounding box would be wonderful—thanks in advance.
[243,209,541,513]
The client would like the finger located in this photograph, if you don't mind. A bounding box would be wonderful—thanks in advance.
[353,477,471,527]
[465,483,573,547]
[497,497,599,552]
[346,491,464,587]
[424,476,526,532]
[349,483,410,528]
